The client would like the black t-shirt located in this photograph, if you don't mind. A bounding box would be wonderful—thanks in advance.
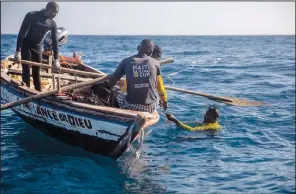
[16,10,58,59]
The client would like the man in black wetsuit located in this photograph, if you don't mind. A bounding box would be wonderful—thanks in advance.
[14,1,60,91]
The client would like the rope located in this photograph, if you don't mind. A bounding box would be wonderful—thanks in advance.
[163,60,213,105]
[128,127,144,154]
[60,55,73,69]
[64,62,73,69]
[125,127,145,171]
[165,61,196,86]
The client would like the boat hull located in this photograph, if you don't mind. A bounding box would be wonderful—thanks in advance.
[1,74,159,159]
[14,111,130,159]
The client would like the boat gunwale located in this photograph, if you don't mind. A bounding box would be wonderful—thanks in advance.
[1,58,159,123]
[1,54,160,158]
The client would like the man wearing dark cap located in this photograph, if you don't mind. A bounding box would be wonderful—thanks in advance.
[14,1,60,91]
[108,39,168,112]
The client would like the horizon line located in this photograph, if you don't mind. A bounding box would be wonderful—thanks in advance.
[1,33,295,37]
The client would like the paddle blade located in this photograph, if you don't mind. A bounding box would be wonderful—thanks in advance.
[165,86,265,107]
[213,97,265,106]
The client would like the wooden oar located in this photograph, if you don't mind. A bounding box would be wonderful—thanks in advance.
[7,69,93,82]
[8,58,104,77]
[42,58,174,66]
[4,58,263,106]
[165,86,265,106]
[0,75,108,111]
[8,58,174,75]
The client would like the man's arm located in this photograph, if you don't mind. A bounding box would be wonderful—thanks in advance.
[176,121,201,131]
[16,13,31,52]
[171,118,206,131]
[156,64,168,104]
[108,60,126,87]
[178,122,220,131]
[51,21,59,60]
[156,74,168,103]
[166,113,210,131]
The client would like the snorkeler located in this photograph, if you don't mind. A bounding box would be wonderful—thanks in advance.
[166,105,220,131]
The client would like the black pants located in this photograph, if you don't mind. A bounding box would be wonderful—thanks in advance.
[21,44,42,91]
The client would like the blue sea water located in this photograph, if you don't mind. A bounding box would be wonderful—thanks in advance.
[1,35,295,193]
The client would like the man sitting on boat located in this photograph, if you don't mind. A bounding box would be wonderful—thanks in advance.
[14,1,61,91]
[166,105,220,131]
[119,44,163,93]
[107,39,168,113]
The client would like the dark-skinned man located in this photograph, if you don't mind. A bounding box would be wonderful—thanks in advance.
[108,39,168,112]
[14,1,61,91]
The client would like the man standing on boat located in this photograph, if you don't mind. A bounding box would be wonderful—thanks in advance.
[14,1,60,91]
[108,39,168,113]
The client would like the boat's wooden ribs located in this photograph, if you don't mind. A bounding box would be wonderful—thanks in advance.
[7,69,92,82]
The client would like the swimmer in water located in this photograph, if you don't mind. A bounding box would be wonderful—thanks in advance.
[166,105,220,131]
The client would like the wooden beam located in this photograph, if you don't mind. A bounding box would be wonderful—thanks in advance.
[8,58,103,78]
[1,75,109,111]
[52,74,56,89]
[48,55,52,74]
[57,76,61,95]
[7,69,93,82]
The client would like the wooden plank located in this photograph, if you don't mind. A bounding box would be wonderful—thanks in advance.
[7,69,93,82]
[1,75,109,111]
[48,55,52,74]
[57,76,61,95]
[8,58,103,78]
[43,59,81,68]
[52,74,56,89]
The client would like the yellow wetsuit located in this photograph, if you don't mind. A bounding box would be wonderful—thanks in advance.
[176,121,220,131]
[156,75,168,103]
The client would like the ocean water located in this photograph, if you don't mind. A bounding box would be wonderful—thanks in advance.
[1,35,295,193]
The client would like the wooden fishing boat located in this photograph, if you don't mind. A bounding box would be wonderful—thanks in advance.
[0,53,160,159]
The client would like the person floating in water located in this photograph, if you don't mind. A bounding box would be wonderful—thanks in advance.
[166,105,220,131]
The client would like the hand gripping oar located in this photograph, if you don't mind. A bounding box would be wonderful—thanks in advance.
[1,75,108,111]
[165,86,265,106]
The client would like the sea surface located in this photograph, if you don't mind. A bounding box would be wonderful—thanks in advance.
[1,35,295,193]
